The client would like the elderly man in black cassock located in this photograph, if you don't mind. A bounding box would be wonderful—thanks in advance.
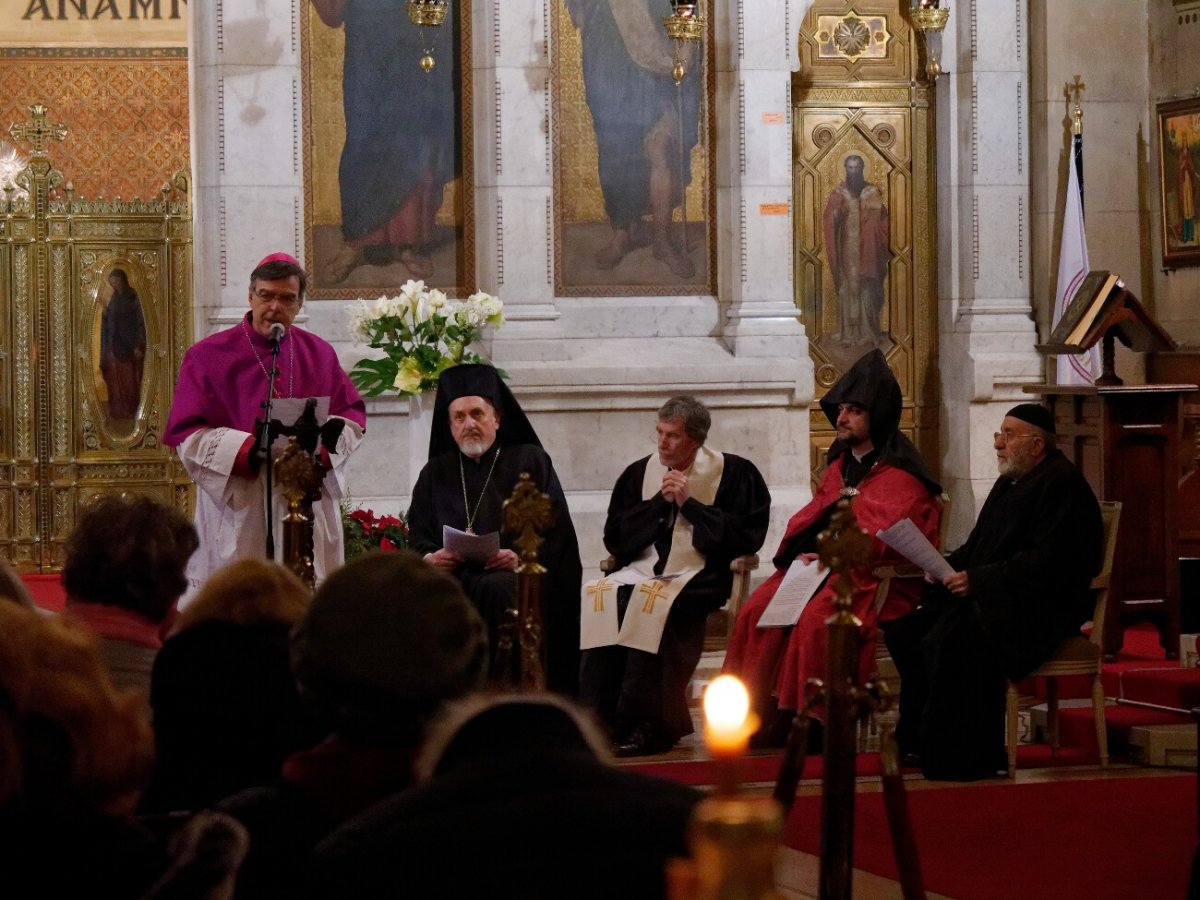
[884,403,1103,780]
[407,365,582,694]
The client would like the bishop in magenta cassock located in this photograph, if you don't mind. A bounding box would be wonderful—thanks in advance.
[164,253,366,596]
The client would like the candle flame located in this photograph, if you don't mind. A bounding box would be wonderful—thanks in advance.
[704,675,750,732]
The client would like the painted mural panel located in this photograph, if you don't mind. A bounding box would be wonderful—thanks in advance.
[303,1,471,298]
[553,0,714,295]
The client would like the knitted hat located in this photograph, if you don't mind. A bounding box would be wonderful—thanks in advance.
[1006,403,1056,435]
[291,551,488,738]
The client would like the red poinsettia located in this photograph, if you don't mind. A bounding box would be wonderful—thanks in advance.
[342,505,410,559]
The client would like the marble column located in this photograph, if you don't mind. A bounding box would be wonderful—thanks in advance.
[472,0,567,362]
[936,0,1043,543]
[190,0,305,335]
[716,0,812,363]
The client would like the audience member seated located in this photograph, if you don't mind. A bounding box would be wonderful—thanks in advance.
[61,494,199,694]
[407,364,582,693]
[140,559,324,814]
[221,550,488,899]
[313,694,700,899]
[0,602,247,898]
[579,395,770,757]
[884,403,1102,780]
[724,349,940,741]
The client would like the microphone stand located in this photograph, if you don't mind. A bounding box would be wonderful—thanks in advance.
[260,330,283,560]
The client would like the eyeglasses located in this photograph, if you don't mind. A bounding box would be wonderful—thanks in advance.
[253,288,300,305]
[993,430,1035,445]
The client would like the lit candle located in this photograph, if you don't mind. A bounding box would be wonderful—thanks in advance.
[703,675,756,758]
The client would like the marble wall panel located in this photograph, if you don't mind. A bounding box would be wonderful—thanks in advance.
[215,66,303,188]
[474,0,548,70]
[1084,210,1146,295]
[554,296,719,340]
[731,185,796,303]
[969,0,1022,73]
[971,72,1026,188]
[965,186,1029,302]
[492,66,550,187]
[218,9,299,69]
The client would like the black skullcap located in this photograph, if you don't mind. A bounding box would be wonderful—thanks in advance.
[291,550,488,738]
[428,364,542,457]
[1006,403,1056,435]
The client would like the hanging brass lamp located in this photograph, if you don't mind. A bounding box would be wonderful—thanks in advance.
[663,1,704,85]
[407,0,448,72]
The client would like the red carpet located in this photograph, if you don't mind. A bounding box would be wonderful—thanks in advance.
[617,744,1100,787]
[785,774,1195,900]
[21,573,66,612]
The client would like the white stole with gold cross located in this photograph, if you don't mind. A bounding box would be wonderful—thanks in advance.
[580,447,724,653]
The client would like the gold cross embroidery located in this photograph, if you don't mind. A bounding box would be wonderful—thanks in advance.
[9,104,67,154]
[639,579,669,614]
[587,579,613,612]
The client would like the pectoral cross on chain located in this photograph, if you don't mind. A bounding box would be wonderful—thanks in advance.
[639,579,669,614]
[588,579,614,612]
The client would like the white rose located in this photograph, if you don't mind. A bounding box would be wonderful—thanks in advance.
[427,288,447,310]
[481,296,504,320]
[400,279,426,301]
[413,292,431,323]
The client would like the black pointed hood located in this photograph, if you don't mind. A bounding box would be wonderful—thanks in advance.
[428,364,541,458]
[819,349,941,494]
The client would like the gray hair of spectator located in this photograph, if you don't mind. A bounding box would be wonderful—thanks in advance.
[657,395,710,444]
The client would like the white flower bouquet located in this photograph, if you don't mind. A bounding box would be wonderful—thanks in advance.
[346,280,504,397]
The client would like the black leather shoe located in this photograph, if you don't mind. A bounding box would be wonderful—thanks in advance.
[612,726,673,758]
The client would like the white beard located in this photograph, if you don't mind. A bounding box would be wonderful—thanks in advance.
[460,438,491,459]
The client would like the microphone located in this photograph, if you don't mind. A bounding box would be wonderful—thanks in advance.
[268,322,285,352]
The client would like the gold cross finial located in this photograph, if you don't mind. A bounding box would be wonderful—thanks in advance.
[9,104,67,155]
[503,472,552,572]
[1066,76,1085,136]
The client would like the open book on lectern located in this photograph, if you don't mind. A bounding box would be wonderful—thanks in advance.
[1038,270,1174,354]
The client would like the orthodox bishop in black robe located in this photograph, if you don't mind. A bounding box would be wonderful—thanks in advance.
[407,366,582,694]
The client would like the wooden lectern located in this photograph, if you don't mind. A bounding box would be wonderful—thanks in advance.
[1032,272,1195,658]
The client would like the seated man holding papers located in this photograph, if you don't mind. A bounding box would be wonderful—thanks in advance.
[724,349,941,739]
[884,403,1102,780]
[579,396,770,757]
[407,365,582,694]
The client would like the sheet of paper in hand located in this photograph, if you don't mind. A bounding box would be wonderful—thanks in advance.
[757,558,830,628]
[267,397,331,454]
[875,518,953,580]
[443,525,501,564]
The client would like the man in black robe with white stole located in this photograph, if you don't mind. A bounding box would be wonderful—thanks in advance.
[885,403,1103,780]
[407,365,582,694]
[579,396,771,756]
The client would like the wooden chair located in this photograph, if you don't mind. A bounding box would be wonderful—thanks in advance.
[1004,500,1122,776]
[598,554,760,650]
